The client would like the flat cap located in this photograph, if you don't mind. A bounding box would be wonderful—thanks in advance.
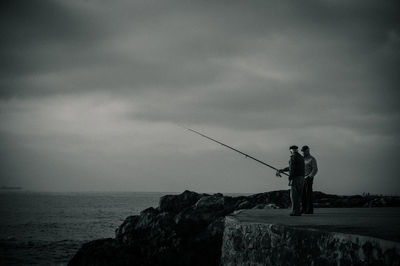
[301,145,309,151]
[289,145,298,150]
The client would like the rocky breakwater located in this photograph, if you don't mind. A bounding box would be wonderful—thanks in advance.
[68,190,290,266]
[69,190,400,266]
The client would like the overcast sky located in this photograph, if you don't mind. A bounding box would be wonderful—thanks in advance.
[1,0,399,194]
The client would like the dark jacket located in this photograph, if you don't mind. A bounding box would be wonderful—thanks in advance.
[287,152,305,179]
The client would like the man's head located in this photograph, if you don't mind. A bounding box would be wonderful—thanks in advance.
[301,145,310,156]
[289,145,298,154]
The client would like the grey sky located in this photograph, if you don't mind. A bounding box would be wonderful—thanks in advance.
[1,0,399,194]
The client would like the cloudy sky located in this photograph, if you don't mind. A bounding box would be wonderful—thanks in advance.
[1,0,399,194]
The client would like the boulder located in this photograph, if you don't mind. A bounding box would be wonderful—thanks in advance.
[158,190,203,213]
[194,194,225,210]
[252,204,266,209]
[236,200,253,210]
[265,203,280,209]
[114,215,139,243]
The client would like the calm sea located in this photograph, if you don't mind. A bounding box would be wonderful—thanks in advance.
[0,191,168,266]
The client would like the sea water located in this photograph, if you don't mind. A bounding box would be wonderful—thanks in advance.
[0,191,168,265]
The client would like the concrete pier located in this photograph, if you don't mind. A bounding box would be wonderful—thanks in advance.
[221,208,400,266]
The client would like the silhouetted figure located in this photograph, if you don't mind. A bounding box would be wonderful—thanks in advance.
[301,145,318,214]
[277,146,305,216]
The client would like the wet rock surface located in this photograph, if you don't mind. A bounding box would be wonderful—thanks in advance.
[68,190,400,266]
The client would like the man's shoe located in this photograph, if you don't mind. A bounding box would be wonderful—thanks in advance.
[290,213,301,216]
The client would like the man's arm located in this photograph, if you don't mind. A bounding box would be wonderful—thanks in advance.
[276,166,289,177]
[288,155,296,179]
[280,167,289,172]
[309,157,318,177]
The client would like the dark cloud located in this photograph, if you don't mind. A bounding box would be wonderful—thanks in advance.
[2,0,399,96]
[0,0,106,75]
[1,0,399,193]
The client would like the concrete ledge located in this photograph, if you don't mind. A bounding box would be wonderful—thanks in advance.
[221,208,400,266]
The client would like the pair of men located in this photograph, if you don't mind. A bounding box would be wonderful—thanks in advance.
[277,145,318,216]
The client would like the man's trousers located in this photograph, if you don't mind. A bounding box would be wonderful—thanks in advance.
[302,177,314,214]
[290,176,304,215]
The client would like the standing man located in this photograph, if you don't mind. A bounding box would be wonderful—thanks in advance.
[301,145,318,214]
[277,146,305,216]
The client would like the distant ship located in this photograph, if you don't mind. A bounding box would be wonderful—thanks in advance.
[0,186,22,190]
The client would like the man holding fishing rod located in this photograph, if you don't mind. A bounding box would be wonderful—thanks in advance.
[277,146,305,216]
[182,127,306,216]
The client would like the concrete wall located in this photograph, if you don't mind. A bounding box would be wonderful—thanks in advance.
[221,216,400,266]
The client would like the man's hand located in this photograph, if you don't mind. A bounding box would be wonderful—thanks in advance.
[275,170,282,177]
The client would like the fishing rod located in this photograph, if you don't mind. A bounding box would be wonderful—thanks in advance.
[182,126,288,177]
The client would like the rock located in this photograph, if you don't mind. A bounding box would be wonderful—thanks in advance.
[367,197,388,207]
[252,204,266,209]
[195,194,225,209]
[232,209,244,215]
[265,203,280,209]
[114,215,139,243]
[159,190,203,213]
[113,191,229,266]
[70,190,400,266]
[265,190,291,208]
[252,203,280,209]
[236,200,253,210]
[68,238,136,266]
